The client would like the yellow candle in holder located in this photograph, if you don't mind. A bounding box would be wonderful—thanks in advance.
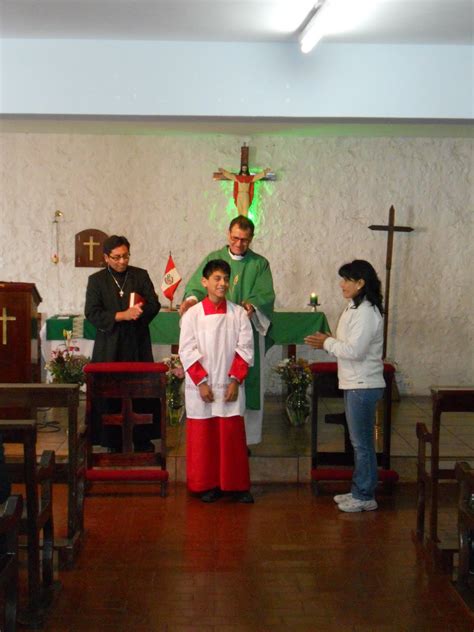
[310,293,318,305]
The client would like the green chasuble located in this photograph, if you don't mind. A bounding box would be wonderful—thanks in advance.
[183,246,275,409]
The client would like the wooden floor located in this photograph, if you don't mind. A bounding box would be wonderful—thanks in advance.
[20,482,473,632]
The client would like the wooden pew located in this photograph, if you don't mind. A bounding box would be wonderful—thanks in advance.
[415,387,474,572]
[455,461,474,608]
[0,383,85,569]
[0,420,56,627]
[0,495,23,632]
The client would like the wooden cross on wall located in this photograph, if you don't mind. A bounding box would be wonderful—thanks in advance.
[213,143,275,216]
[369,205,414,358]
[75,229,108,268]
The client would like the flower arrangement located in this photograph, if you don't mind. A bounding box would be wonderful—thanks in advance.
[273,357,312,392]
[162,354,185,425]
[46,330,90,385]
[273,357,312,426]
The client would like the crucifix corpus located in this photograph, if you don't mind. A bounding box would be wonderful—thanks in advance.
[213,143,275,216]
[369,205,414,358]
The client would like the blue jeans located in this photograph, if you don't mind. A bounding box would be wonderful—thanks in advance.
[344,388,384,501]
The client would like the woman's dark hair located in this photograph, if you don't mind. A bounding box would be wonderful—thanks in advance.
[202,259,231,279]
[103,235,130,255]
[338,259,384,314]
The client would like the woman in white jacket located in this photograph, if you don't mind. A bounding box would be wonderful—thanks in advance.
[305,260,385,513]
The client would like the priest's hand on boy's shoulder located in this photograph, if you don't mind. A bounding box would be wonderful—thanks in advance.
[241,301,255,318]
[199,382,214,403]
[224,379,239,402]
[179,298,198,316]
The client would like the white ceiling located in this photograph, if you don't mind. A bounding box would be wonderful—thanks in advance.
[0,0,472,44]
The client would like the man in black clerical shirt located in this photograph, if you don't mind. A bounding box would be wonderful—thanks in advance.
[85,235,161,452]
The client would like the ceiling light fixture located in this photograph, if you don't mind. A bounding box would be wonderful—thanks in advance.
[300,0,378,54]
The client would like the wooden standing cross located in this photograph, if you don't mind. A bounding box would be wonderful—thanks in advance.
[369,205,414,358]
[213,143,275,216]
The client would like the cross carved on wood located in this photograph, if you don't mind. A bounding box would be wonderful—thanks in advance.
[213,144,275,216]
[369,205,414,358]
[75,229,109,268]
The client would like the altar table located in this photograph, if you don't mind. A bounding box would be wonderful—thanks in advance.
[42,310,330,358]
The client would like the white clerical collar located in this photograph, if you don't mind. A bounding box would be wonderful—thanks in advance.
[227,247,245,261]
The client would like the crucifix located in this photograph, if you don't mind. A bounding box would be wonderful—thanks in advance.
[369,205,414,358]
[213,143,275,216]
[0,307,16,345]
[83,236,100,261]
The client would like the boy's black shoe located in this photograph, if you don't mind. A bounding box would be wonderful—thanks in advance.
[200,487,223,503]
[234,491,254,504]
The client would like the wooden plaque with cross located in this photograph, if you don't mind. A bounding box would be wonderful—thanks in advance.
[75,229,108,268]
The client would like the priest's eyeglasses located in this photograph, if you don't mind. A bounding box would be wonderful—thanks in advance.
[107,253,131,261]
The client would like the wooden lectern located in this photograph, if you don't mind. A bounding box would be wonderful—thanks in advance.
[0,282,42,417]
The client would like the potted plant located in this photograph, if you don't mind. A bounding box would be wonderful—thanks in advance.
[273,357,312,426]
[46,330,90,386]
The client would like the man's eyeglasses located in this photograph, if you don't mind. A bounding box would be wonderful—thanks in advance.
[229,235,251,245]
[107,253,130,261]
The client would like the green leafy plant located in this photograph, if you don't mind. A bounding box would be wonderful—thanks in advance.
[46,330,89,385]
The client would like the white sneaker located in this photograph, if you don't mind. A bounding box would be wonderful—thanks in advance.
[333,493,353,504]
[338,498,378,513]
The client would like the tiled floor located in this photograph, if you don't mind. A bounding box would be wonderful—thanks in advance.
[32,482,473,631]
[6,394,474,630]
[7,394,472,484]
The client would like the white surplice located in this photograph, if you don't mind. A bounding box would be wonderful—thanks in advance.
[179,300,254,419]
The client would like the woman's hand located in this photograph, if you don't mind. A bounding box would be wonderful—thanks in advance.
[304,332,331,349]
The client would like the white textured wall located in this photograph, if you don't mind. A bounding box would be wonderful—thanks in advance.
[1,132,472,394]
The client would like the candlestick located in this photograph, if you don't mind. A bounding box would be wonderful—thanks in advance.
[310,293,318,306]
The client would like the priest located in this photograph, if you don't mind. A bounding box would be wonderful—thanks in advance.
[179,216,275,445]
[85,234,161,452]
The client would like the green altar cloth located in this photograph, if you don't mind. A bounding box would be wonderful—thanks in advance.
[45,311,330,345]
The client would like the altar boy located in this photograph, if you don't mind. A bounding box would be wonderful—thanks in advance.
[179,259,254,503]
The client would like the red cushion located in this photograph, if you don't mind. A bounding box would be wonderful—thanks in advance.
[311,468,399,482]
[85,468,169,482]
[309,362,337,374]
[84,362,168,374]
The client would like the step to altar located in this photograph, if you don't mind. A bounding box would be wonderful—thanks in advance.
[165,455,421,484]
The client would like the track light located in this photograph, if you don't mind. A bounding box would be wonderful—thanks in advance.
[300,0,378,54]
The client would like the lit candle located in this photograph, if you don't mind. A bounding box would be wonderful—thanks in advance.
[310,293,318,306]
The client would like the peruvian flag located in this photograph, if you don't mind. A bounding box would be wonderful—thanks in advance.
[161,253,182,301]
